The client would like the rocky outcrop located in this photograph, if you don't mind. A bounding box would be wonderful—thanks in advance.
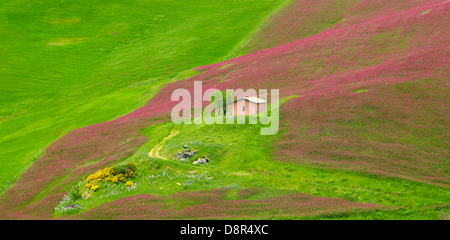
[173,145,210,165]
[192,157,209,165]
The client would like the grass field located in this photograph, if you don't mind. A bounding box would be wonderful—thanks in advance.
[54,119,448,219]
[0,0,286,189]
[0,0,448,220]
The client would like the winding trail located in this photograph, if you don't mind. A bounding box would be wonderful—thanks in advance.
[147,127,251,174]
[148,128,179,160]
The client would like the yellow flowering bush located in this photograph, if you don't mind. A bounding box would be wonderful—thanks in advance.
[91,185,99,191]
[85,163,137,191]
[111,163,137,179]
[85,167,113,188]
[111,175,119,183]
[125,181,134,187]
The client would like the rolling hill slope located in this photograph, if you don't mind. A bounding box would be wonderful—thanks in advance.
[0,0,448,219]
[0,0,286,189]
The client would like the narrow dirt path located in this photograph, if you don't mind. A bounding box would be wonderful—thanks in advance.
[147,127,250,173]
[148,128,179,160]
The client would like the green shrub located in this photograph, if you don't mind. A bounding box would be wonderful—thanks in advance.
[68,184,82,201]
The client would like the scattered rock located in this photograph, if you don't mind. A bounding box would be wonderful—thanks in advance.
[173,145,198,161]
[174,145,211,165]
[192,156,209,165]
[65,204,79,209]
[184,180,194,186]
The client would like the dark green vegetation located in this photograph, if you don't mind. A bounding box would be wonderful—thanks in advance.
[0,0,286,188]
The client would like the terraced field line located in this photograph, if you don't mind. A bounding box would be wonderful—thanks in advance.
[148,128,179,160]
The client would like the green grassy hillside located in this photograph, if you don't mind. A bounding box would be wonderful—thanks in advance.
[1,0,448,220]
[0,0,286,189]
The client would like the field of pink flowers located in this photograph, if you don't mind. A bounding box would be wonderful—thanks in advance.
[198,0,449,186]
[198,0,448,186]
[64,188,385,220]
[242,0,436,54]
[0,0,448,219]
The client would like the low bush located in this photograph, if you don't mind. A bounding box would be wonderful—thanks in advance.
[85,163,137,191]
[112,163,137,178]
[125,181,134,187]
[68,184,82,201]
